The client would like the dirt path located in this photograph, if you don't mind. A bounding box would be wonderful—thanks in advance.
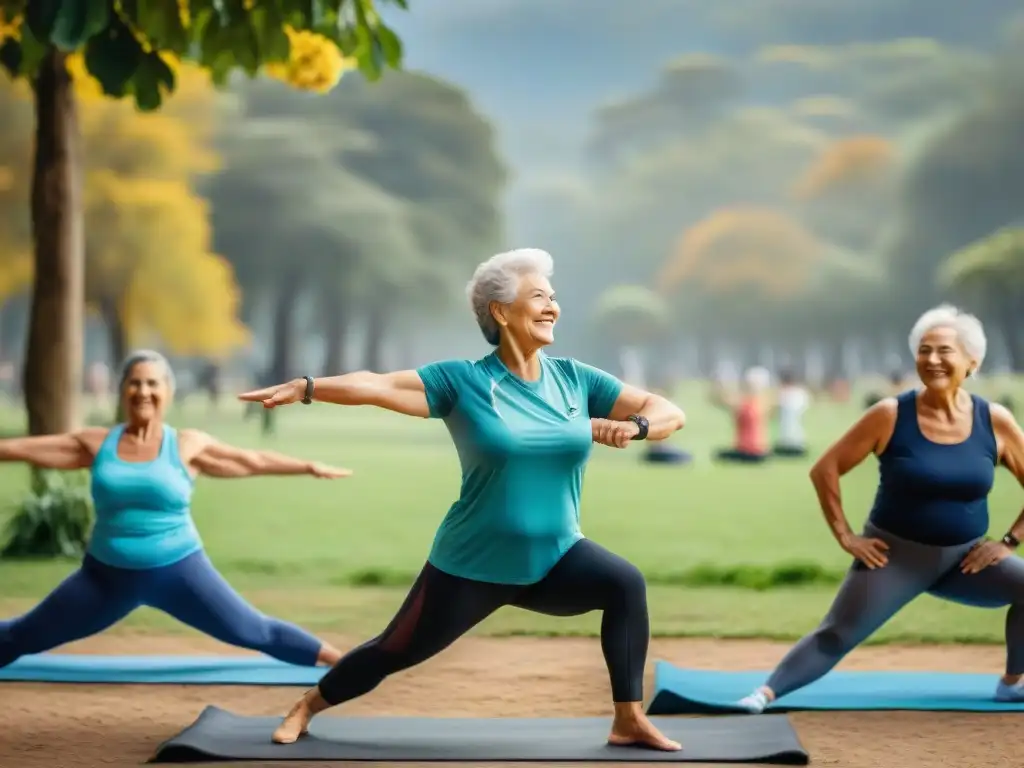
[2,634,1017,767]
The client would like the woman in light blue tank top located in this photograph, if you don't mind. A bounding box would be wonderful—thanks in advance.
[0,350,350,670]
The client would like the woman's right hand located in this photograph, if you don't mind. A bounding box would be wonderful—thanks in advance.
[238,379,306,409]
[839,533,890,569]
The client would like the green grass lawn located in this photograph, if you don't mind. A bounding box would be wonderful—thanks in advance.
[1,377,1023,644]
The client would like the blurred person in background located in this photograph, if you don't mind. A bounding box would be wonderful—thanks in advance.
[710,366,771,463]
[0,350,349,671]
[737,305,1024,713]
[772,368,810,458]
[865,365,909,409]
[242,247,687,752]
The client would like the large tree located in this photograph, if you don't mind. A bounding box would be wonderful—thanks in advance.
[211,70,506,374]
[880,50,1024,326]
[207,111,416,379]
[0,53,248,366]
[0,0,406,436]
[940,227,1024,369]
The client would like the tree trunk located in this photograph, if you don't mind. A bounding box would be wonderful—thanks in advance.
[97,298,128,423]
[99,299,127,372]
[362,303,387,373]
[999,301,1024,373]
[23,50,84,436]
[322,297,352,376]
[269,268,303,382]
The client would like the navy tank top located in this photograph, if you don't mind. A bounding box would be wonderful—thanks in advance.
[868,389,997,546]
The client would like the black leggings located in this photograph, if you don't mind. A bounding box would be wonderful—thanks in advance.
[317,539,648,705]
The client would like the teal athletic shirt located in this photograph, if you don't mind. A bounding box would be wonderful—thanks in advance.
[416,351,624,585]
[88,424,201,569]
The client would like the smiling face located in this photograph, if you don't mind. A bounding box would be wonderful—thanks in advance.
[492,272,560,350]
[915,326,974,392]
[121,360,171,422]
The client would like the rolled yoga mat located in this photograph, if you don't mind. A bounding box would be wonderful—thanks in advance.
[149,706,810,764]
[648,661,1024,714]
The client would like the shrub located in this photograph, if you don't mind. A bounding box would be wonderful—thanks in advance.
[0,469,94,559]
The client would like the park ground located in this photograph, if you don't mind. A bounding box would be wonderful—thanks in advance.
[3,379,1024,766]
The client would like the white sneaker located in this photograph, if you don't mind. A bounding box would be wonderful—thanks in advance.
[736,689,771,714]
[995,679,1024,702]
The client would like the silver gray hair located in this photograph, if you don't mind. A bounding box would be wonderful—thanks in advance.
[119,349,176,392]
[465,248,555,345]
[908,304,987,376]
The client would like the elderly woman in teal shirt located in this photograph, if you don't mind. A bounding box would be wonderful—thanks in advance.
[241,248,687,752]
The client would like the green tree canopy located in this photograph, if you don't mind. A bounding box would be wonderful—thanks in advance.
[1,0,405,109]
[0,0,408,436]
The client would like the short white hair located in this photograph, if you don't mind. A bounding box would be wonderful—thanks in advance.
[908,304,987,375]
[466,248,554,345]
[744,366,771,391]
[119,349,176,392]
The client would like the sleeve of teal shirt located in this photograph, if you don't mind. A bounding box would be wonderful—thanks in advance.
[416,360,466,418]
[575,360,625,420]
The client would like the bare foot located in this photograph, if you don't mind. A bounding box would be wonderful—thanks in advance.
[272,699,312,745]
[608,704,681,752]
[273,688,331,745]
[317,642,343,666]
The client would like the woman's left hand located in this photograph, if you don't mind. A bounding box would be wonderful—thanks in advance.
[591,418,639,448]
[960,539,1013,574]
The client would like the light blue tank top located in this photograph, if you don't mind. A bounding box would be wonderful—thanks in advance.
[87,424,201,570]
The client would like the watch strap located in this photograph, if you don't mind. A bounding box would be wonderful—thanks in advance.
[301,376,315,405]
[626,414,649,441]
[1003,532,1020,549]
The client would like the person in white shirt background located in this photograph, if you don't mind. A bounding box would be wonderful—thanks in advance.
[773,368,810,458]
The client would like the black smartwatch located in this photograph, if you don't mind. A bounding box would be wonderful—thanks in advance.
[626,414,649,441]
[301,376,315,405]
[1003,532,1020,549]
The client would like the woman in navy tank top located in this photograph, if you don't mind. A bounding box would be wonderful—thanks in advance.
[738,305,1024,713]
[0,350,348,670]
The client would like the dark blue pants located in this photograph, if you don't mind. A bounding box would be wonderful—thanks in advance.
[0,550,323,668]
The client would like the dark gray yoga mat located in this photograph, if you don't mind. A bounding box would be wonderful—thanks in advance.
[150,706,809,764]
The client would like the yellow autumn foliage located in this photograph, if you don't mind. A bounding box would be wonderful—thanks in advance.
[0,55,248,359]
[792,135,895,201]
[265,27,357,93]
[86,172,248,357]
[659,207,825,300]
[0,8,20,41]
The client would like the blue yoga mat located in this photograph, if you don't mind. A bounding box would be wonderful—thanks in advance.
[0,654,325,685]
[647,661,1024,714]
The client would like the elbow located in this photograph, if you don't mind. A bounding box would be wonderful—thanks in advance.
[808,457,833,486]
[644,396,685,439]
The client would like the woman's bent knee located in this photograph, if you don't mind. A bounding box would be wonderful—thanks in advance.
[609,560,648,606]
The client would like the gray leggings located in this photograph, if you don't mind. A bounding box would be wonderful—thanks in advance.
[767,522,1024,698]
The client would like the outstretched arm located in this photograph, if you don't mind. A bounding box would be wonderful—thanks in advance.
[185,432,351,479]
[709,383,739,411]
[0,429,103,470]
[238,371,430,418]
